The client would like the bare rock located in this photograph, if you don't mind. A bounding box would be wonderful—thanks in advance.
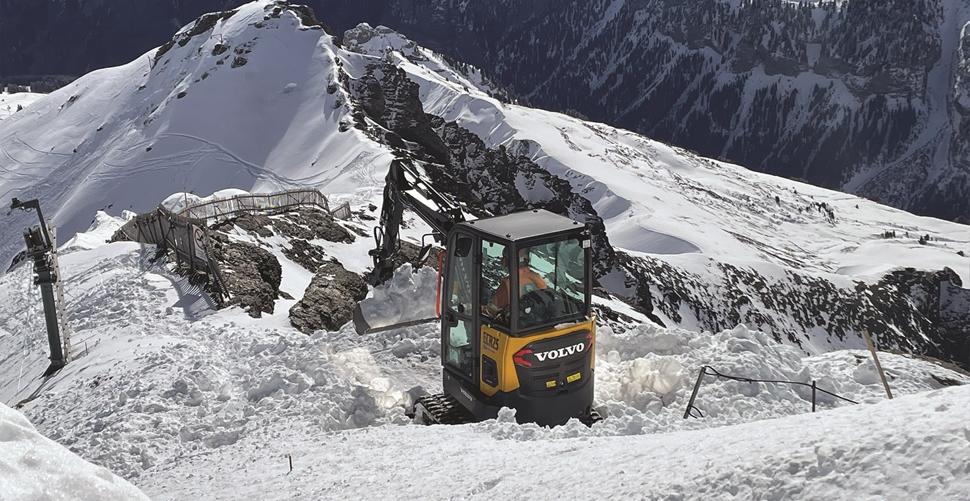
[209,234,281,318]
[289,262,367,333]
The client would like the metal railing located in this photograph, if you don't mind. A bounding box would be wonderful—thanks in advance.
[683,365,858,419]
[175,189,341,223]
[112,189,353,303]
[113,206,230,302]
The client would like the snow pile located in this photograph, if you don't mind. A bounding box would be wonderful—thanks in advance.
[356,263,439,331]
[0,402,149,501]
[160,188,251,213]
[58,211,126,253]
[471,322,970,439]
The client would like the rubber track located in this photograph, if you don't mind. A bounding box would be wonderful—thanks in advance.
[412,393,604,426]
[412,393,474,425]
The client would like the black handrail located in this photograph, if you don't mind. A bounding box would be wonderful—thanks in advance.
[683,365,858,419]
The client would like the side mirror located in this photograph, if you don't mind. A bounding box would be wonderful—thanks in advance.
[415,243,434,267]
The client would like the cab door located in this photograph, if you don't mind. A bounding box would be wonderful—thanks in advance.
[441,231,478,381]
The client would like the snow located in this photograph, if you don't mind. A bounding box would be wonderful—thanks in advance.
[0,402,149,501]
[141,386,970,500]
[356,263,439,331]
[1,219,966,498]
[1,3,969,498]
[0,92,43,120]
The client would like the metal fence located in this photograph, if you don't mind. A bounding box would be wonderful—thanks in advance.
[683,365,858,419]
[113,189,352,303]
[176,189,336,223]
[114,207,230,302]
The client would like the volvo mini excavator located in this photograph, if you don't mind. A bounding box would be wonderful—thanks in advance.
[353,158,600,427]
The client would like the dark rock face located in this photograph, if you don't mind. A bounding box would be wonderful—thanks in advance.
[208,233,282,318]
[272,208,355,244]
[619,253,970,369]
[325,0,969,222]
[205,206,357,317]
[348,61,618,279]
[214,213,273,238]
[289,262,368,333]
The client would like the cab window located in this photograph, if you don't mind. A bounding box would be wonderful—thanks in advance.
[480,239,510,328]
[518,238,586,329]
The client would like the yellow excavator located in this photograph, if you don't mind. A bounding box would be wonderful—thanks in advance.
[353,158,599,426]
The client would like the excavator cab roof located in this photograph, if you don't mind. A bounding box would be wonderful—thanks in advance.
[460,209,585,242]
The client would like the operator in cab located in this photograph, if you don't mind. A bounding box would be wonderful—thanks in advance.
[487,248,547,313]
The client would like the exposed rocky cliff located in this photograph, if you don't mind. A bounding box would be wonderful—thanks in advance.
[326,0,970,223]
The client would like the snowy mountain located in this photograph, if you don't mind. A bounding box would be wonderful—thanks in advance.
[1,1,967,365]
[1,2,969,498]
[322,0,970,223]
[3,1,967,222]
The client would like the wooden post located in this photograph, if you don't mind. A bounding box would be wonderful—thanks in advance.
[861,329,893,399]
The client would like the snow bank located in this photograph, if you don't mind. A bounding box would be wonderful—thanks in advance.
[161,188,252,213]
[0,403,149,501]
[59,211,126,253]
[583,323,970,435]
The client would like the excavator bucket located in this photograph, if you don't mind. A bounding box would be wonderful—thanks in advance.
[352,262,440,334]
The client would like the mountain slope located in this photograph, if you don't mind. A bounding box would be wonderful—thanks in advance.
[322,0,970,223]
[1,2,967,366]
[3,1,967,221]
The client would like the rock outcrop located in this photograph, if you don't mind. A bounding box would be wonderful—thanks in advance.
[289,262,368,333]
[208,233,282,318]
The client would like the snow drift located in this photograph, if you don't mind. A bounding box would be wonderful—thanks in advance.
[0,402,149,501]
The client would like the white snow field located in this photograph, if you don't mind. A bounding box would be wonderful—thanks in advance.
[0,1,968,499]
[1,219,968,499]
[0,402,149,501]
[0,92,43,120]
[142,386,970,501]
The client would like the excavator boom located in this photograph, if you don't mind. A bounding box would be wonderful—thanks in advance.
[366,158,466,286]
[354,158,469,334]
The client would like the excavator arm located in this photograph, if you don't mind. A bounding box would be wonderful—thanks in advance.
[354,158,469,334]
[366,157,466,285]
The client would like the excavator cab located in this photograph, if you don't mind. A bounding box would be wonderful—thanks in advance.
[428,209,597,426]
